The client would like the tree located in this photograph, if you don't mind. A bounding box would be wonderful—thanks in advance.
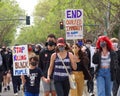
[15,0,120,44]
[0,0,24,46]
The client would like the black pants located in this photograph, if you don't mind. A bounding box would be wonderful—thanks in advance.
[11,70,21,93]
[0,71,3,92]
[87,67,94,93]
[54,78,70,96]
[113,79,120,96]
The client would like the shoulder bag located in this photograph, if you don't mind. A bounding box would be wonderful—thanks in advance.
[58,53,76,89]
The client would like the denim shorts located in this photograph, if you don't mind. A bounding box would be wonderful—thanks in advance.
[42,79,55,92]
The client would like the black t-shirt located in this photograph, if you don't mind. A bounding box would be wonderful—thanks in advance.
[39,48,55,78]
[116,50,120,82]
[24,67,43,93]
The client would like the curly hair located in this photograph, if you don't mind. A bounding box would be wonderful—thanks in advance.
[96,36,113,51]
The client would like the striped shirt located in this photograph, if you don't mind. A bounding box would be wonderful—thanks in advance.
[101,52,111,67]
[53,53,72,81]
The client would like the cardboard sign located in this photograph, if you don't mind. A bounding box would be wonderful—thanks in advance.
[65,9,83,40]
[12,45,29,76]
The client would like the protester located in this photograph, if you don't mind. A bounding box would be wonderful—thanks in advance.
[77,39,92,96]
[70,43,90,96]
[39,34,56,96]
[9,45,21,96]
[1,46,12,91]
[11,70,21,96]
[85,39,96,96]
[34,44,42,56]
[28,44,36,59]
[21,56,48,96]
[92,36,118,96]
[110,37,120,96]
[47,37,77,96]
[0,51,3,93]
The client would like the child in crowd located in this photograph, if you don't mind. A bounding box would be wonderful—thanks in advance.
[21,56,48,96]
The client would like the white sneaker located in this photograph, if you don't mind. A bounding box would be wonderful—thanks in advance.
[14,93,18,96]
[90,93,95,96]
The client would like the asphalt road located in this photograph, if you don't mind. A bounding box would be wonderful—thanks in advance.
[0,80,97,96]
[0,81,44,96]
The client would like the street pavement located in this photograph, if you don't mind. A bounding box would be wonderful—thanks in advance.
[0,81,44,96]
[0,80,97,96]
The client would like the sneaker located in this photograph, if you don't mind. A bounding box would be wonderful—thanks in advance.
[14,93,18,96]
[91,94,95,96]
[90,93,95,96]
[7,85,10,90]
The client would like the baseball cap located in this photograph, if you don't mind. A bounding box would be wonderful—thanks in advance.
[57,38,66,46]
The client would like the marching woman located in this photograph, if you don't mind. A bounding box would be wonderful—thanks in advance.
[70,43,91,96]
[92,36,118,96]
[47,37,77,96]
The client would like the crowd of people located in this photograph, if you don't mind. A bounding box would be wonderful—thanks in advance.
[0,34,120,96]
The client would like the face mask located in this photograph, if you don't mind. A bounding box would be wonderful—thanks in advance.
[30,62,37,66]
[8,50,12,53]
[35,48,38,52]
[112,43,118,49]
[86,44,91,48]
[28,47,32,52]
[78,41,83,46]
[100,42,106,48]
[5,51,8,54]
[58,46,65,51]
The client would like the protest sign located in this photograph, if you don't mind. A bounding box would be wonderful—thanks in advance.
[12,45,29,76]
[65,9,83,40]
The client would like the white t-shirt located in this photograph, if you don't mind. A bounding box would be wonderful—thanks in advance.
[0,53,3,66]
[90,46,96,68]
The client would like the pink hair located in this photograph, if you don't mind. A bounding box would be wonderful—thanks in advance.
[96,36,113,51]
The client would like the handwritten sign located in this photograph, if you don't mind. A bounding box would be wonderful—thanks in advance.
[12,45,29,76]
[65,9,83,40]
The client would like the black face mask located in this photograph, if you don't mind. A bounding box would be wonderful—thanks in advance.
[100,41,106,48]
[46,41,56,46]
[30,62,37,66]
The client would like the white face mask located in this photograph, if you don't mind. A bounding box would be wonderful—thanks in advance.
[35,48,38,52]
[112,43,118,49]
[86,44,91,48]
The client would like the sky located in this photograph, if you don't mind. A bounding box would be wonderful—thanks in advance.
[15,0,38,39]
[16,0,38,15]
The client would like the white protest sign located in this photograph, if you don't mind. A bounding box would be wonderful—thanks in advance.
[12,45,29,76]
[65,9,83,40]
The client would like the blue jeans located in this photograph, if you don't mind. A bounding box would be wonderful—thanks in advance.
[96,68,112,96]
[54,78,70,96]
[24,92,39,96]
